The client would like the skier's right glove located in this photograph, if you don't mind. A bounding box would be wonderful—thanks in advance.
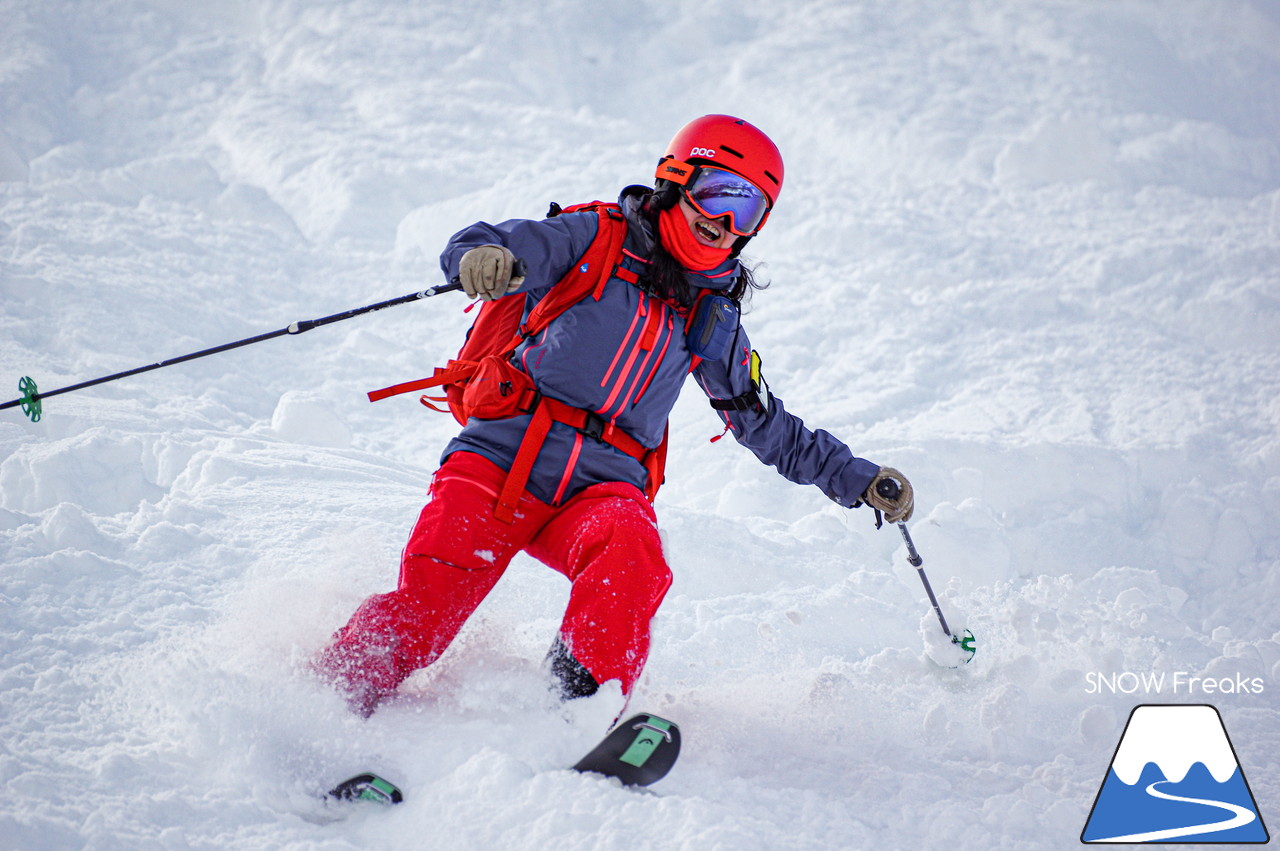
[863,467,914,525]
[459,244,526,301]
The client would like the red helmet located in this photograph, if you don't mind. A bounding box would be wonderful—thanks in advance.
[657,114,784,206]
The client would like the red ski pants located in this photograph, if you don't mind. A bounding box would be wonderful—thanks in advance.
[319,451,672,704]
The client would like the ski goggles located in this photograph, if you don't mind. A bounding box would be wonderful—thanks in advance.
[680,166,772,237]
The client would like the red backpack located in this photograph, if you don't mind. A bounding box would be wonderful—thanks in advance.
[368,202,667,522]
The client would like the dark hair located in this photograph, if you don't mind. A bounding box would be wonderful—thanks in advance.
[727,258,767,306]
[640,189,768,310]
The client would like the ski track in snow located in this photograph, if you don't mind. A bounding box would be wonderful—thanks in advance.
[2,1,1279,849]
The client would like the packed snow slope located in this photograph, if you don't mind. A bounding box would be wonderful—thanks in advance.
[3,1,1279,848]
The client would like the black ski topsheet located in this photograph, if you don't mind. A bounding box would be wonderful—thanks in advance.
[572,713,681,787]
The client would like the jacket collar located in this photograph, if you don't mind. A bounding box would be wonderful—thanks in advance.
[618,185,740,291]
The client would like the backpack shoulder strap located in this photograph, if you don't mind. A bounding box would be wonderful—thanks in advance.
[520,202,629,338]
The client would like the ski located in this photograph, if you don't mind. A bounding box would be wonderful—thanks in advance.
[572,713,681,787]
[326,712,680,806]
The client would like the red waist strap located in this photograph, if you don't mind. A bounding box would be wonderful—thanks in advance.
[496,397,655,523]
[367,361,475,406]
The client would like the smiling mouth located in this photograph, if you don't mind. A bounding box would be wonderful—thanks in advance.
[695,220,723,243]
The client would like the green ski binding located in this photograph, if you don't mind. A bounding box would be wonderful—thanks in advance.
[328,773,403,805]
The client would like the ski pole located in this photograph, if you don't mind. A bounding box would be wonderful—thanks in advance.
[1,266,521,422]
[875,479,976,662]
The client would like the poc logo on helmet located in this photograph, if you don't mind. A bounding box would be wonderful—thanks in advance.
[689,147,716,158]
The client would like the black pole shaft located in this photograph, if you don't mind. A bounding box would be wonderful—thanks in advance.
[895,522,953,639]
[875,476,952,634]
[914,558,954,639]
[895,521,923,567]
[1,327,290,410]
[1,281,463,412]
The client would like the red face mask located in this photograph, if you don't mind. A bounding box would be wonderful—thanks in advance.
[658,204,732,271]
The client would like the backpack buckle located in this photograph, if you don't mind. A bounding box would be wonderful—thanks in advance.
[579,411,607,441]
[518,388,541,415]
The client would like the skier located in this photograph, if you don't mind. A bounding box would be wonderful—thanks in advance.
[313,114,915,717]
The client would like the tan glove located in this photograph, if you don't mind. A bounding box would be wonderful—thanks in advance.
[458,244,525,301]
[863,466,914,524]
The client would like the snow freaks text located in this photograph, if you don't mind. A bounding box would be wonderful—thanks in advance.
[1084,672,1266,696]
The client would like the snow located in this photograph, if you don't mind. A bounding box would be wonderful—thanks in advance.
[2,0,1278,848]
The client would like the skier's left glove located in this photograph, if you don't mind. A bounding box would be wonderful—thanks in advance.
[863,467,914,524]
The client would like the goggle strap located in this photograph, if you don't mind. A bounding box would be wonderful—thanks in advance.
[655,158,695,187]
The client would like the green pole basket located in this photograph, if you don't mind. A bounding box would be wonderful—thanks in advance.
[18,376,41,423]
